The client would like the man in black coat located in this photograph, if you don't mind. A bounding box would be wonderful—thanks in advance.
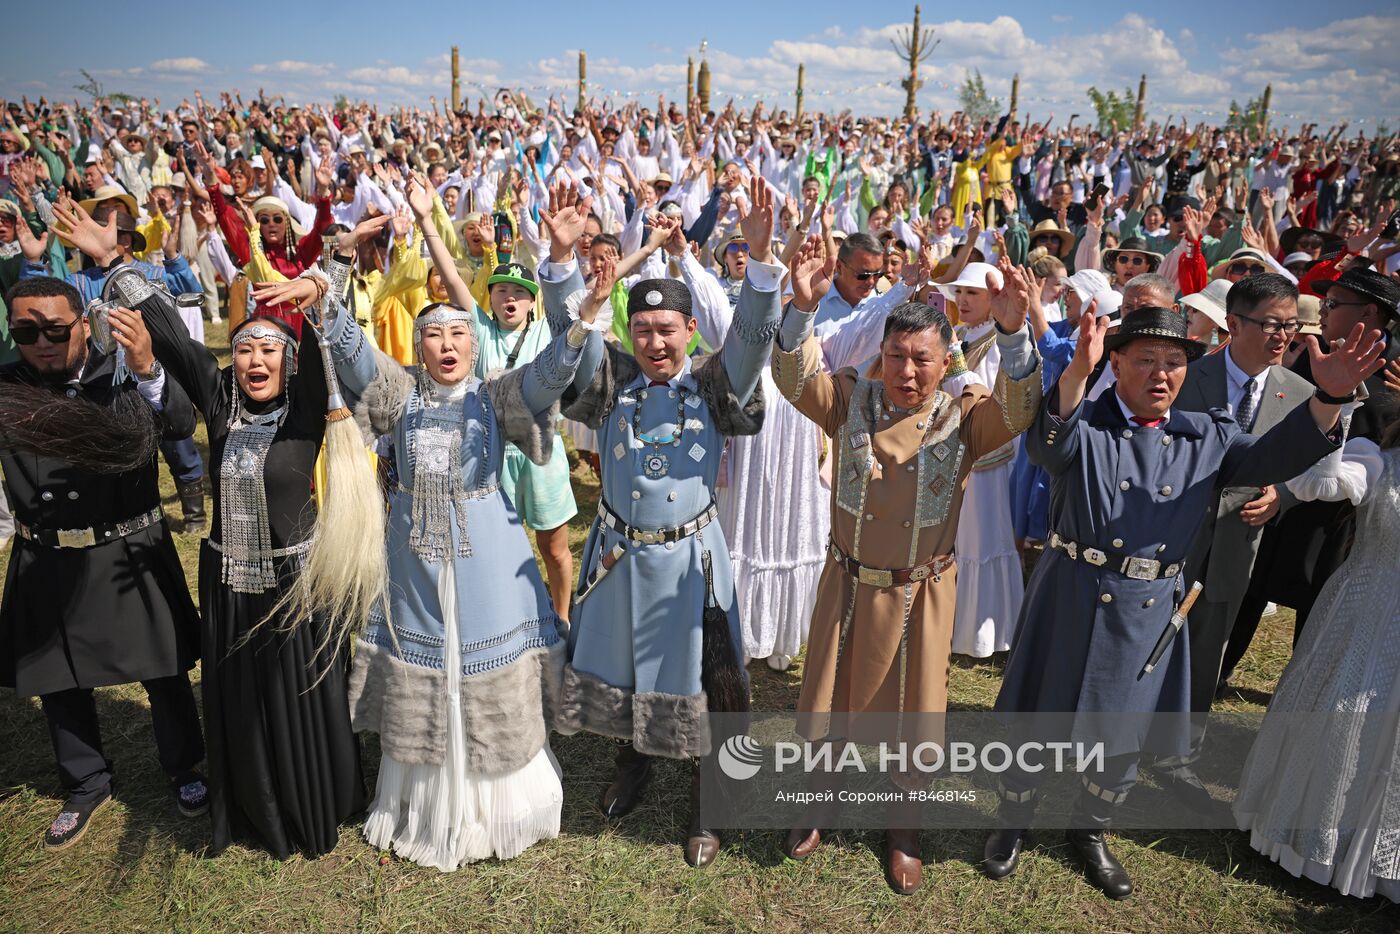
[0,276,206,849]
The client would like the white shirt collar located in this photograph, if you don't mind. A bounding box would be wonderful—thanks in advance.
[1223,345,1267,390]
[1114,388,1171,426]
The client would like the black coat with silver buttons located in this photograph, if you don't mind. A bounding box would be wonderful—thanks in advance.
[0,347,200,696]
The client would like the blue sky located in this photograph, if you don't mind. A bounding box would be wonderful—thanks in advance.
[3,2,1396,126]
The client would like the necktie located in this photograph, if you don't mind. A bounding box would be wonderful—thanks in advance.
[648,380,668,388]
[1236,377,1258,432]
[1131,416,1165,429]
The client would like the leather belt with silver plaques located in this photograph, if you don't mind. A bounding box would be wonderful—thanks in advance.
[1047,531,1181,581]
[830,539,956,588]
[597,498,717,545]
[16,507,164,549]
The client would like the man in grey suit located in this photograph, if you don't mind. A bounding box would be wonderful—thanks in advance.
[1153,274,1315,810]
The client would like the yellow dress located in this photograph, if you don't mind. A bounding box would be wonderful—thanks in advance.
[950,153,987,222]
[371,239,426,366]
[432,196,497,310]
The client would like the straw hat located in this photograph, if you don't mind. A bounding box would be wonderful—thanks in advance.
[79,185,138,222]
[1027,219,1073,258]
[1180,279,1232,331]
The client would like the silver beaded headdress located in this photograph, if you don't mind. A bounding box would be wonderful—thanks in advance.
[220,320,300,592]
[406,302,479,563]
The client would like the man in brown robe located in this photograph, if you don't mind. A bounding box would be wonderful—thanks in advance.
[771,250,1042,894]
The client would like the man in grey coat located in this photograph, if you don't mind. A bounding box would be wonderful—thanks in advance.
[1152,274,1316,808]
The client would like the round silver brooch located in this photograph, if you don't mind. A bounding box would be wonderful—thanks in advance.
[646,290,663,305]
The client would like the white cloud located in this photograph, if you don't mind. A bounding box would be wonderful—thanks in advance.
[149,57,212,74]
[250,60,331,76]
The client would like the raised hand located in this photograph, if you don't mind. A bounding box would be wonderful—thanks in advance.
[51,194,119,265]
[15,219,49,263]
[336,213,392,253]
[735,174,775,263]
[1068,298,1109,378]
[789,238,835,312]
[989,258,1031,333]
[538,181,594,263]
[251,277,321,312]
[405,175,434,220]
[579,252,615,325]
[1305,322,1386,398]
[645,212,680,252]
[1383,356,1400,395]
[390,205,413,238]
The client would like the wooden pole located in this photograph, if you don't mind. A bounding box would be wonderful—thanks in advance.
[450,46,460,113]
[1260,83,1272,134]
[578,51,587,113]
[796,63,805,121]
[904,4,922,121]
[687,58,694,118]
[697,58,711,113]
[1133,74,1147,131]
[1009,73,1019,118]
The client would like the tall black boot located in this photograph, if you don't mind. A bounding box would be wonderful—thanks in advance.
[1066,782,1132,900]
[177,479,207,535]
[982,786,1037,879]
[684,758,721,867]
[600,741,651,818]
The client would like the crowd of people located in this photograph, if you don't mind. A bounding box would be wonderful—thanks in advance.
[1,85,1398,903]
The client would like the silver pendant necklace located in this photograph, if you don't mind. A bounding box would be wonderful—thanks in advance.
[632,383,689,479]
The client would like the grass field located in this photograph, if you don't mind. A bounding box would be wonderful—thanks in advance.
[1,322,1395,933]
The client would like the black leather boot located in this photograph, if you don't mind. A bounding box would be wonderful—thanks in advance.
[177,479,207,535]
[982,787,1037,880]
[684,759,720,867]
[1066,785,1132,900]
[600,741,651,818]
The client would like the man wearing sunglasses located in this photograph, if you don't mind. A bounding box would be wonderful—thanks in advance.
[808,233,913,372]
[0,276,207,851]
[1150,274,1316,812]
[20,199,209,534]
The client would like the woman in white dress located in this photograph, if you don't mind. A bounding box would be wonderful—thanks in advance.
[939,262,1025,657]
[1233,403,1400,902]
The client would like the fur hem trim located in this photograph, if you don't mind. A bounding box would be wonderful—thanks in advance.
[347,637,446,765]
[458,641,565,774]
[553,664,634,741]
[633,690,712,758]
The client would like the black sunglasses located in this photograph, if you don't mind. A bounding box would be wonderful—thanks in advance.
[11,320,80,344]
[848,269,882,281]
[1228,262,1263,277]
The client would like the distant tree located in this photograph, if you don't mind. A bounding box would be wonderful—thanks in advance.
[958,69,999,124]
[1086,86,1136,133]
[74,69,103,103]
[1225,95,1268,135]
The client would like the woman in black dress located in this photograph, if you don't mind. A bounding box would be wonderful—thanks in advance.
[117,270,366,859]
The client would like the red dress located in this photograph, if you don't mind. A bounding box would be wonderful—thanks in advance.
[209,186,332,336]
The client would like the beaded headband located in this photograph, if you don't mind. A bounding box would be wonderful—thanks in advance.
[233,323,297,350]
[414,303,474,334]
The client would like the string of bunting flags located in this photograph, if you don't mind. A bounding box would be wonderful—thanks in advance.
[458,77,1376,124]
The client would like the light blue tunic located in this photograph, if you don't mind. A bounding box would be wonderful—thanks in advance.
[324,296,602,688]
[538,257,784,758]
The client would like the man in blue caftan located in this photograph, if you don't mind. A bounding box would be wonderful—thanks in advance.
[536,179,783,867]
[983,304,1384,900]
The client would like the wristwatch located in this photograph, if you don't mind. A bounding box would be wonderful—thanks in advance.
[1313,386,1356,405]
[135,360,163,382]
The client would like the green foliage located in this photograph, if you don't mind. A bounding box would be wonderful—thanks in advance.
[1226,95,1268,134]
[74,69,104,104]
[958,69,999,124]
[1086,85,1137,133]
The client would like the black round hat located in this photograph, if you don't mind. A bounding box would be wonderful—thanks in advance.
[626,278,693,318]
[1103,306,1206,361]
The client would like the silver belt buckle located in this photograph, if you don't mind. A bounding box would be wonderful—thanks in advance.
[639,530,660,545]
[1082,547,1107,567]
[1125,557,1159,580]
[857,566,893,588]
[909,565,930,582]
[56,527,97,548]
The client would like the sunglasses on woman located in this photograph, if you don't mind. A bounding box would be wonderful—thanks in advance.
[256,214,285,226]
[1115,255,1148,267]
[1228,262,1264,277]
[11,319,80,344]
[725,243,750,255]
